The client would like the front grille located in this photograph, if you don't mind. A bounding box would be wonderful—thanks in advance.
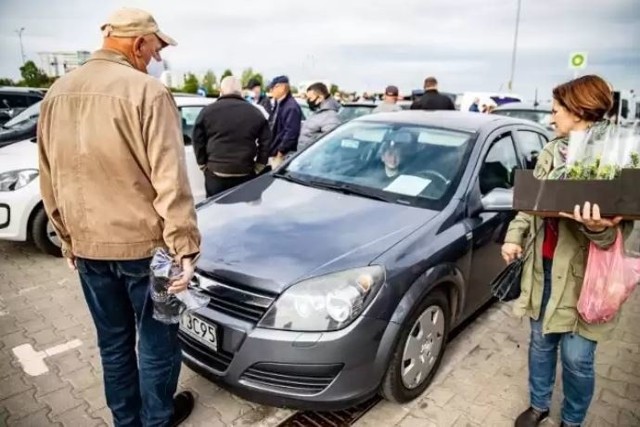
[240,363,343,396]
[194,273,276,323]
[277,396,381,426]
[179,331,234,372]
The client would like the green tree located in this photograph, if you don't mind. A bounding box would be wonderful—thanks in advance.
[240,68,254,88]
[182,73,199,94]
[202,70,217,94]
[0,78,16,86]
[330,84,340,95]
[19,61,51,88]
[221,69,233,81]
[251,73,264,88]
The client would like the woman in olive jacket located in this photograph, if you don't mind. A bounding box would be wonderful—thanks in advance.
[502,75,632,427]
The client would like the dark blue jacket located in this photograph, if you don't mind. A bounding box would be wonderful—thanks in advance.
[269,93,302,156]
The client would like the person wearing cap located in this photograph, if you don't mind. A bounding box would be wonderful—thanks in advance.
[372,85,403,113]
[37,8,199,426]
[297,82,341,152]
[410,76,456,111]
[246,78,273,116]
[193,76,271,197]
[267,75,303,167]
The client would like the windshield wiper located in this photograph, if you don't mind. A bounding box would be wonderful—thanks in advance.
[273,172,316,188]
[308,180,395,203]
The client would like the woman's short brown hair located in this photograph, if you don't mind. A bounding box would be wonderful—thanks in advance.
[552,75,613,122]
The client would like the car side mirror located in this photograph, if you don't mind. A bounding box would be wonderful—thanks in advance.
[481,188,513,211]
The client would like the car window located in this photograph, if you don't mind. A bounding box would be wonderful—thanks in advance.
[179,106,205,145]
[516,130,545,169]
[1,94,30,110]
[337,106,375,123]
[493,109,552,128]
[479,133,518,195]
[287,121,473,208]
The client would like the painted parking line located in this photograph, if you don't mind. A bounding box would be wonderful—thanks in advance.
[12,339,83,376]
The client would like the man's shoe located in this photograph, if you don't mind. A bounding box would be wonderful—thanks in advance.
[515,407,549,427]
[169,391,195,427]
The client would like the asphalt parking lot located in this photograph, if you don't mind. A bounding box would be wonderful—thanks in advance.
[0,240,638,427]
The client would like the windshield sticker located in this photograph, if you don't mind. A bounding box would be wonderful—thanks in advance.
[383,175,432,196]
[341,139,360,149]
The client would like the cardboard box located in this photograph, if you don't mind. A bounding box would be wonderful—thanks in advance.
[513,169,640,219]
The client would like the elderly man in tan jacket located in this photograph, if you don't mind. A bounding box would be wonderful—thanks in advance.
[38,8,200,427]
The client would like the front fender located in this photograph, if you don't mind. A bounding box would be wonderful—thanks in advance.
[388,263,466,328]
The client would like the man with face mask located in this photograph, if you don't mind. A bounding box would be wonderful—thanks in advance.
[297,82,341,152]
[37,8,200,427]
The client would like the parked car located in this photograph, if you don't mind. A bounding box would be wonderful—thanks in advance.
[0,95,214,256]
[457,92,522,112]
[0,87,44,126]
[0,101,41,148]
[179,111,550,410]
[492,102,554,138]
[337,102,377,123]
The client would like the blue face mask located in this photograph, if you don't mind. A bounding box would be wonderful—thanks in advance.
[146,58,165,78]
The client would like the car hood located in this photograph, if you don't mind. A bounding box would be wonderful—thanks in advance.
[0,139,38,172]
[196,175,437,294]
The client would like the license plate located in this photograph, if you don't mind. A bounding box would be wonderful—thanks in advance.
[180,313,218,352]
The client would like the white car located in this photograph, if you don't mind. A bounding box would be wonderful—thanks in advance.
[0,95,214,256]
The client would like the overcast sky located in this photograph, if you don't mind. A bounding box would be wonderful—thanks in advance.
[0,0,638,99]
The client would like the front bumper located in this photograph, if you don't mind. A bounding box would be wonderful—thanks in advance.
[179,304,400,411]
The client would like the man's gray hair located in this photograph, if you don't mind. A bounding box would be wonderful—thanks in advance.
[220,76,242,96]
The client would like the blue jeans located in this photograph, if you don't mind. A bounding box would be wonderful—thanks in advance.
[529,259,597,426]
[77,258,182,427]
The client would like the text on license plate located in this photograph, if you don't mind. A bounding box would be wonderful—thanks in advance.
[180,313,218,351]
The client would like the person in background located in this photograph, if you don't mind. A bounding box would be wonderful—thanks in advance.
[38,8,200,426]
[410,76,456,111]
[297,82,341,151]
[372,85,402,113]
[469,97,480,112]
[267,75,302,167]
[246,78,273,116]
[193,76,270,197]
[502,75,631,427]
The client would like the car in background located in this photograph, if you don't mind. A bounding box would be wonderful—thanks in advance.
[0,101,41,148]
[0,87,44,126]
[0,95,213,256]
[457,92,522,112]
[492,102,554,138]
[179,111,551,410]
[337,102,377,123]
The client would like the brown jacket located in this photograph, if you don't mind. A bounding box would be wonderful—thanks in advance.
[38,49,200,262]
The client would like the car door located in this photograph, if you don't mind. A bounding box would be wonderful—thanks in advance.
[512,127,548,170]
[463,128,521,316]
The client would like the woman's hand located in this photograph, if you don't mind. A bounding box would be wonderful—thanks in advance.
[559,202,622,232]
[501,243,523,264]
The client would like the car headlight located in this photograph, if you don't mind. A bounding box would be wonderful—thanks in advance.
[0,169,39,192]
[258,266,385,332]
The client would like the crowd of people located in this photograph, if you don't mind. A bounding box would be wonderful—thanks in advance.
[33,7,632,427]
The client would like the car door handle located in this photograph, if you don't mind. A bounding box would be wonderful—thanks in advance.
[465,232,473,241]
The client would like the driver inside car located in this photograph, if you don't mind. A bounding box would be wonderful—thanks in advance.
[371,140,410,187]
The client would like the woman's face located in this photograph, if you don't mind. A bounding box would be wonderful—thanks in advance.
[551,99,581,137]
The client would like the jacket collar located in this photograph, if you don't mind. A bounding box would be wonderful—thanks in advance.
[86,49,136,69]
[218,94,245,101]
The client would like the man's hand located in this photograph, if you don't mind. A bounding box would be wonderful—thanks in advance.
[559,202,622,233]
[66,256,77,271]
[501,243,523,264]
[167,257,195,294]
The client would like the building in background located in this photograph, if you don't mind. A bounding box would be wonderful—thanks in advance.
[38,51,91,77]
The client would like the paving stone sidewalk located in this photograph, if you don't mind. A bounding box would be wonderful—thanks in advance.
[1,241,638,427]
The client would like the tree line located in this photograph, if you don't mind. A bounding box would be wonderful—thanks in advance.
[172,67,266,97]
[0,61,57,88]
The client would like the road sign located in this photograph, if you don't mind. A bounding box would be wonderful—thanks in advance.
[569,52,588,70]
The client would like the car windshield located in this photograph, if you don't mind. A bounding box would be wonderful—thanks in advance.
[493,109,552,127]
[3,101,41,129]
[284,121,474,209]
[337,105,375,123]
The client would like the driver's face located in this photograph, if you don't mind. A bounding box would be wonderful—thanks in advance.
[382,148,401,170]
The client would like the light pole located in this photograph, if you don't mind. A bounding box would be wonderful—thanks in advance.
[15,27,26,65]
[508,0,522,92]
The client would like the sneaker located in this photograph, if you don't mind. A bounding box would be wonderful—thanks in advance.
[169,391,195,427]
[515,407,550,427]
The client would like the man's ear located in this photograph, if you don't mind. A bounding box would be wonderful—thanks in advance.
[133,36,145,58]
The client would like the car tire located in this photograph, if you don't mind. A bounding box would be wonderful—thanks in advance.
[32,207,62,257]
[380,290,450,403]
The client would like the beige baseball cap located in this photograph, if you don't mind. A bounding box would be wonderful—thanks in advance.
[100,7,177,46]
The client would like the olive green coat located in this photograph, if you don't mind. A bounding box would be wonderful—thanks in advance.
[504,140,632,342]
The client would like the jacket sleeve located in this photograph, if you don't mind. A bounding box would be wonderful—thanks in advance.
[409,100,421,110]
[580,220,634,250]
[37,103,73,258]
[143,91,201,263]
[446,97,456,110]
[256,117,271,166]
[275,105,302,154]
[504,212,533,246]
[192,109,208,168]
